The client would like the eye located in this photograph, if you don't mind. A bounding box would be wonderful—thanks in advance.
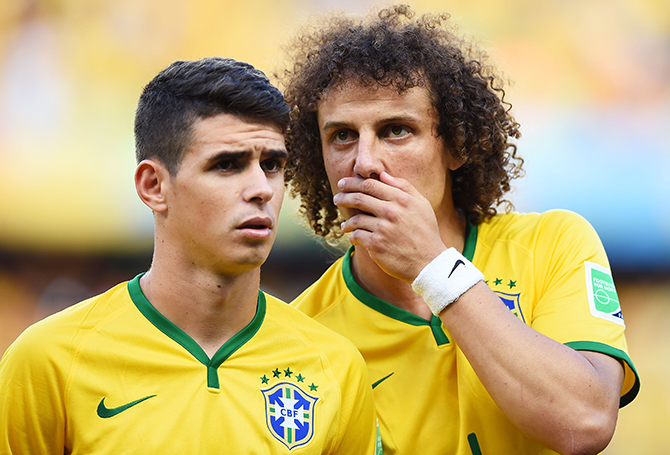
[213,160,236,171]
[333,130,354,144]
[262,158,285,173]
[387,125,410,138]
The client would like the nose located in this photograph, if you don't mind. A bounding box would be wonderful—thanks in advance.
[245,164,275,203]
[352,135,383,180]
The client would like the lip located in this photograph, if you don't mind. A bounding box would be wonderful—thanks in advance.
[238,216,273,229]
[237,216,274,239]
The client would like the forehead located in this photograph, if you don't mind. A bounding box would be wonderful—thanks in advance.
[186,113,285,155]
[172,113,286,173]
[192,113,283,141]
[317,82,436,123]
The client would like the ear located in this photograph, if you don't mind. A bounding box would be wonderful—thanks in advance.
[135,159,170,213]
[445,148,466,171]
[447,157,466,171]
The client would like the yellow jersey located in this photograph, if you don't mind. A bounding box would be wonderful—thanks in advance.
[292,209,639,455]
[0,274,378,454]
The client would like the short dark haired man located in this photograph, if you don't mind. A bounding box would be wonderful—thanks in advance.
[281,6,639,455]
[0,57,378,454]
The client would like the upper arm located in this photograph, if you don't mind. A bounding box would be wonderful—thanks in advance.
[529,211,639,403]
[0,329,65,454]
[579,350,626,408]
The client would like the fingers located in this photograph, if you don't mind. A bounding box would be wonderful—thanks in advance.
[379,171,420,198]
[333,173,445,283]
[343,213,396,262]
[333,175,400,245]
[333,191,384,222]
[334,173,424,218]
[340,210,380,234]
[336,172,422,201]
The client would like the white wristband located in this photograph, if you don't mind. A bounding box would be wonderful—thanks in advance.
[411,248,484,316]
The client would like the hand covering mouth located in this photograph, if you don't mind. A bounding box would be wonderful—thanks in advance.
[351,209,375,217]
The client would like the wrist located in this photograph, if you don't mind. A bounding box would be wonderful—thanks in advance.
[411,247,484,316]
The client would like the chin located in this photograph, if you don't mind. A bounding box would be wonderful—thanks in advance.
[209,248,271,277]
[236,250,273,272]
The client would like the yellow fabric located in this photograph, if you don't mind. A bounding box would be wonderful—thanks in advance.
[0,275,377,454]
[292,209,639,455]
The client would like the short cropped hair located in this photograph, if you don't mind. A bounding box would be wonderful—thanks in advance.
[280,4,523,239]
[135,57,289,175]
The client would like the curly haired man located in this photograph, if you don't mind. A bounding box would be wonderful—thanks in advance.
[281,5,639,455]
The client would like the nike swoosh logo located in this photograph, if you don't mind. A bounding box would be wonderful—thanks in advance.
[448,259,465,278]
[372,372,394,389]
[97,395,156,418]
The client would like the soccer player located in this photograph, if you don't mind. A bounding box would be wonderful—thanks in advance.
[0,57,378,454]
[280,5,640,455]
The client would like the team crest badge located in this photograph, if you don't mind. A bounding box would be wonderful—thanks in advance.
[494,291,526,322]
[262,382,318,450]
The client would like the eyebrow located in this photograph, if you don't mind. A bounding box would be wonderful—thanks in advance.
[321,114,421,132]
[382,114,421,124]
[206,148,288,165]
[321,121,350,131]
[264,149,289,160]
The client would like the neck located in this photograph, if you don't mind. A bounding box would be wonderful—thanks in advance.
[139,262,261,358]
[351,208,467,320]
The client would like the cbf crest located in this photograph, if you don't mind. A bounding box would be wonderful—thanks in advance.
[261,381,318,450]
[494,291,526,323]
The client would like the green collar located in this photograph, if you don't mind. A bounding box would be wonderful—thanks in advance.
[340,218,478,346]
[127,274,265,389]
[462,217,478,262]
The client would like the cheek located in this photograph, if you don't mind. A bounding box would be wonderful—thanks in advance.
[401,151,449,203]
[271,182,285,212]
[422,164,450,207]
[322,153,347,193]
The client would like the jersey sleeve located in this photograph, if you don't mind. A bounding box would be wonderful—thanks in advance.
[529,210,639,406]
[0,320,67,454]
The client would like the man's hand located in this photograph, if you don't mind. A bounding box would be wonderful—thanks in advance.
[333,172,447,283]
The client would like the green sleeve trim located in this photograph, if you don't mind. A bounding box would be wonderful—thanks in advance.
[127,274,266,389]
[565,340,640,407]
[341,247,449,346]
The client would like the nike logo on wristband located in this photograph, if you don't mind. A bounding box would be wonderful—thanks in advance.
[448,259,465,278]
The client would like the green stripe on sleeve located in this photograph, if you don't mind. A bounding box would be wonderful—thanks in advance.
[565,340,640,407]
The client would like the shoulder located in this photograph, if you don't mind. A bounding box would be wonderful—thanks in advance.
[482,209,592,235]
[475,210,609,273]
[1,282,132,364]
[265,292,362,353]
[264,291,366,367]
[479,209,600,247]
[290,255,349,318]
[0,281,132,408]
